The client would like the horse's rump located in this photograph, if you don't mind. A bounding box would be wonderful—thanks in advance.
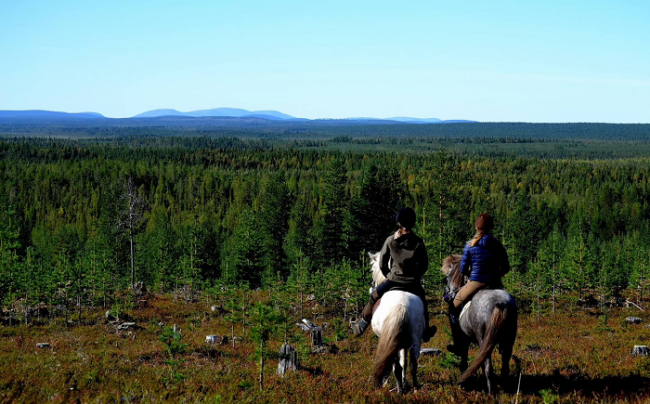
[372,302,410,387]
[458,302,510,383]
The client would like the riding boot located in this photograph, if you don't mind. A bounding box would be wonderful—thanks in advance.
[351,290,379,337]
[350,317,369,336]
[447,305,464,355]
[421,300,437,343]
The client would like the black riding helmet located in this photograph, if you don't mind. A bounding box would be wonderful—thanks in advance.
[396,207,416,229]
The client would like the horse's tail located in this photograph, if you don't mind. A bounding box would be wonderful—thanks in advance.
[458,304,508,384]
[372,303,411,388]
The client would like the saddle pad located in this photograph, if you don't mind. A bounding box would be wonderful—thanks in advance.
[372,298,382,315]
[459,300,472,321]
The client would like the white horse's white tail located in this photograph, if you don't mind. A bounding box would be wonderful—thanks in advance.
[372,303,411,387]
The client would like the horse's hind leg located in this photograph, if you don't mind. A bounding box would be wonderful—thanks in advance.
[499,342,514,390]
[483,357,494,394]
[394,351,405,393]
[401,348,409,390]
[500,343,512,377]
[409,345,420,389]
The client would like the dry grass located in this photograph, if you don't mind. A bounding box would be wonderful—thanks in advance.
[2,295,650,403]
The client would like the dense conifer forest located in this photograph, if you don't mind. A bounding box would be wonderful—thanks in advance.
[2,127,650,321]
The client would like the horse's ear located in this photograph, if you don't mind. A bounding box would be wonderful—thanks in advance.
[368,252,379,262]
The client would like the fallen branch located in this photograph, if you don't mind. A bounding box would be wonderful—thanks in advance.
[625,300,645,312]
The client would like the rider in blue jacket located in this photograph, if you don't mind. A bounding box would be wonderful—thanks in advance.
[447,213,510,354]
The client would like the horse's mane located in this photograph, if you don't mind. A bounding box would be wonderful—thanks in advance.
[370,252,386,285]
[443,254,465,291]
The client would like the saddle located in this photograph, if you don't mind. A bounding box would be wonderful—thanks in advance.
[371,283,426,315]
[372,298,383,315]
[459,300,472,321]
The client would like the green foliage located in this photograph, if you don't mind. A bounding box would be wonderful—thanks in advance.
[539,388,560,404]
[3,134,650,315]
[158,326,188,357]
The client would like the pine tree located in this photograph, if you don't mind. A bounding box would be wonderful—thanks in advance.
[118,176,147,291]
[320,157,350,263]
[250,300,279,390]
[0,208,22,326]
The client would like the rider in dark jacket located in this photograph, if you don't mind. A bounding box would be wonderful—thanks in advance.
[350,207,437,342]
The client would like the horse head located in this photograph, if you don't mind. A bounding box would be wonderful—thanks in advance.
[368,252,386,290]
[440,254,464,298]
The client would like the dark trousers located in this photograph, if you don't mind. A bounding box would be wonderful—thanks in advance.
[362,280,430,326]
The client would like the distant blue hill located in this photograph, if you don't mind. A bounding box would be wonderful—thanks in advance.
[386,117,443,124]
[133,108,300,120]
[440,119,477,123]
[342,117,476,124]
[0,108,475,124]
[0,110,105,119]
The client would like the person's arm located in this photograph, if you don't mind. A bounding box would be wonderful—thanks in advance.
[415,241,429,279]
[460,243,472,276]
[379,237,392,277]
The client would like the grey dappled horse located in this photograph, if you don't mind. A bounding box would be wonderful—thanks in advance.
[441,255,518,394]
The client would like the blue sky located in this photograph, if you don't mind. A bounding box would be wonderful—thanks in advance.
[1,0,648,122]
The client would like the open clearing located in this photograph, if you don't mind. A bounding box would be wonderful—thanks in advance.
[2,295,650,403]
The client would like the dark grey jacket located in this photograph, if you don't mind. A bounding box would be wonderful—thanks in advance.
[379,232,429,285]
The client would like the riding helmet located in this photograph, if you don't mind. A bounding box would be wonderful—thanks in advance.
[396,207,416,229]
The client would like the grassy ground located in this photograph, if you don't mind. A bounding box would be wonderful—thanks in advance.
[2,295,650,403]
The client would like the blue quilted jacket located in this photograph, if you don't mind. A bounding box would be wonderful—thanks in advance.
[460,234,510,284]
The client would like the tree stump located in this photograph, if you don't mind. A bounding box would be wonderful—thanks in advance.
[206,335,219,345]
[311,327,323,348]
[220,336,229,345]
[626,317,643,324]
[277,343,298,375]
[36,343,50,349]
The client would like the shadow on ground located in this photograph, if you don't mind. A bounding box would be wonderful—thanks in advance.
[460,371,650,397]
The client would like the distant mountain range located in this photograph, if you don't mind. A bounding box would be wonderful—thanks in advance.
[0,108,475,124]
[0,110,105,119]
[132,108,304,121]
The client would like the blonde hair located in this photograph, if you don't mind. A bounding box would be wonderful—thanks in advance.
[469,230,485,247]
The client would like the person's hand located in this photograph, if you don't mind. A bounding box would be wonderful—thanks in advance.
[395,228,410,239]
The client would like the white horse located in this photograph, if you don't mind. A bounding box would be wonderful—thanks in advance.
[366,252,425,393]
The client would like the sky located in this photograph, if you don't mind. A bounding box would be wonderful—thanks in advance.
[0,0,649,122]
